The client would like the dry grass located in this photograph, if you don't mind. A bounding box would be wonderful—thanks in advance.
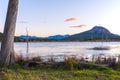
[15,53,120,66]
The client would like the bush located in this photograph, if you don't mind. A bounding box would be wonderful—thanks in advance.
[64,57,80,70]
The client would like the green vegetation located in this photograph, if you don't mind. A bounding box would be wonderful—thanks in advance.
[0,64,120,80]
[0,57,120,80]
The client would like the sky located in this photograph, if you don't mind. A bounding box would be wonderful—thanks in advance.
[0,0,120,37]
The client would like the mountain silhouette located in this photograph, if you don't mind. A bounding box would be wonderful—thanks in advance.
[62,26,120,41]
[48,34,70,40]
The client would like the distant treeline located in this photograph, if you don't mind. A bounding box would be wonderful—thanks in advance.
[15,37,120,42]
[0,32,120,42]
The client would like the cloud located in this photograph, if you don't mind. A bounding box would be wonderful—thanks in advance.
[70,24,86,28]
[64,17,78,22]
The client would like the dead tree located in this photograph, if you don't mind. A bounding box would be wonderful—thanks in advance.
[0,0,19,65]
[26,27,29,53]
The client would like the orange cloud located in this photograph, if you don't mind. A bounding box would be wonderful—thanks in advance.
[70,24,86,28]
[64,18,78,22]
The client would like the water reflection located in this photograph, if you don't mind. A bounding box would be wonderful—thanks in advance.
[13,42,120,57]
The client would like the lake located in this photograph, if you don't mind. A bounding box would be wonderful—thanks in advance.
[0,42,120,61]
[12,42,120,58]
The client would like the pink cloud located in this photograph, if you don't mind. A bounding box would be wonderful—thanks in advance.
[70,24,86,28]
[64,18,78,22]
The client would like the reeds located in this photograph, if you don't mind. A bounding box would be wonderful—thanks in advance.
[15,53,120,66]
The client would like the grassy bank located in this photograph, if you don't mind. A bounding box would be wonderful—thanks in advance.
[0,56,120,80]
[0,63,120,80]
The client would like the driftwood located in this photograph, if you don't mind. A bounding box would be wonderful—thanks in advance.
[80,59,116,68]
[24,61,65,70]
[24,58,116,70]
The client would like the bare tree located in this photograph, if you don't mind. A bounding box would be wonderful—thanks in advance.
[0,0,19,65]
[26,27,29,53]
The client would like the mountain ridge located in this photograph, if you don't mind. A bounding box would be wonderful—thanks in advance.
[62,26,120,41]
[0,26,119,42]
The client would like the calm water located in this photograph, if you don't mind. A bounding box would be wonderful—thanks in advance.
[12,42,120,58]
[0,42,120,57]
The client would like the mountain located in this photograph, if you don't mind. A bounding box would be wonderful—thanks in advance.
[18,34,70,40]
[18,35,57,42]
[62,26,120,41]
[1,26,120,42]
[48,34,70,40]
[18,35,39,39]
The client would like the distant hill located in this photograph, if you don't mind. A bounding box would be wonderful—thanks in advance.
[48,34,70,40]
[62,26,120,41]
[18,35,57,42]
[18,34,70,40]
[18,35,39,39]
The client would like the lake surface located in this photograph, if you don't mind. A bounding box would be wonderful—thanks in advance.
[0,42,120,57]
[13,42,120,58]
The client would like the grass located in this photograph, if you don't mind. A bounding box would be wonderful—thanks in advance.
[0,63,120,80]
[0,56,120,80]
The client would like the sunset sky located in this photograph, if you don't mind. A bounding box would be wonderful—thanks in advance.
[0,0,120,37]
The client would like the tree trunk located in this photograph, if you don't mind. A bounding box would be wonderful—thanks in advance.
[0,0,19,66]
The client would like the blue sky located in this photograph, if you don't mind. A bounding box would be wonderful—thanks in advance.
[0,0,120,37]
